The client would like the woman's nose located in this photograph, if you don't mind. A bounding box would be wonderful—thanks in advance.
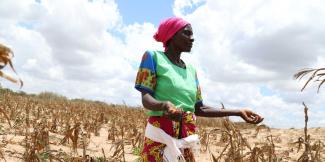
[189,35,194,42]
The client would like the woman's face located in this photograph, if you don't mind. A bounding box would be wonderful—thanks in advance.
[172,25,194,52]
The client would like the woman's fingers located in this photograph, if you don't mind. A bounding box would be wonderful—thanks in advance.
[163,102,183,121]
[241,109,253,123]
[249,114,263,124]
[241,109,264,124]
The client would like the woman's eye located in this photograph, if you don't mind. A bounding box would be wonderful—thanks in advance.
[182,32,192,38]
[184,29,194,35]
[183,31,191,36]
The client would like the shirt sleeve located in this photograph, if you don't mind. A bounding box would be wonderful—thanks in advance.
[195,71,203,104]
[134,51,157,95]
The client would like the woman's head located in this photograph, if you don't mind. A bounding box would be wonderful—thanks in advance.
[168,24,194,52]
[154,17,194,52]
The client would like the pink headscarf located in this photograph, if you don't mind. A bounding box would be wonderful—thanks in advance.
[153,17,190,49]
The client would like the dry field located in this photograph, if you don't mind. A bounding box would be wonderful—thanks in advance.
[0,88,324,162]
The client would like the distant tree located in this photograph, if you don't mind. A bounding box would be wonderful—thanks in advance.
[37,91,67,100]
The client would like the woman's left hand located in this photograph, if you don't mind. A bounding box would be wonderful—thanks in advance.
[239,109,264,124]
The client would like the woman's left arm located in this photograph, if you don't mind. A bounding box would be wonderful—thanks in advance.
[194,102,264,124]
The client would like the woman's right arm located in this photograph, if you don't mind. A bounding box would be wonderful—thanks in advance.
[141,91,166,111]
[141,91,182,121]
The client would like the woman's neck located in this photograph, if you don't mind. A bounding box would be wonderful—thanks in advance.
[165,47,181,63]
[164,47,186,68]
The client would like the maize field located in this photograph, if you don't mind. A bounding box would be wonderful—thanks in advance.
[0,88,324,162]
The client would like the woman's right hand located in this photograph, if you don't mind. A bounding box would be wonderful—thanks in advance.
[239,109,264,124]
[162,101,183,121]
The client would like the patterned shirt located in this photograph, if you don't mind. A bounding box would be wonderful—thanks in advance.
[135,50,203,116]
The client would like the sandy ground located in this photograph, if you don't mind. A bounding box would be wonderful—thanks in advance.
[1,124,325,162]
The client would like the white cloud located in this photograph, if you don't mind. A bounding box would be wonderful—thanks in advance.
[1,0,325,128]
[0,0,35,22]
[174,0,325,127]
[0,0,165,106]
[173,0,206,16]
[0,0,137,104]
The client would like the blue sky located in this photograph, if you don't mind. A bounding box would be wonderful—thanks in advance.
[116,0,174,26]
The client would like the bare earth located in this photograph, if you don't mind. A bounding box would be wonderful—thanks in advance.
[1,123,324,162]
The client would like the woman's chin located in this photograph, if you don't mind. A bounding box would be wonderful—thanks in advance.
[183,47,192,52]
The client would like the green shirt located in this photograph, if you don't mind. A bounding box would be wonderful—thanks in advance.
[135,50,202,116]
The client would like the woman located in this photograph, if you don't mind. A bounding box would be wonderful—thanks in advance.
[135,17,263,162]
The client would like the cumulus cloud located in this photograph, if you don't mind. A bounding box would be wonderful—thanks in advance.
[36,0,123,80]
[234,25,325,78]
[174,0,325,127]
[1,0,325,127]
[0,0,149,106]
